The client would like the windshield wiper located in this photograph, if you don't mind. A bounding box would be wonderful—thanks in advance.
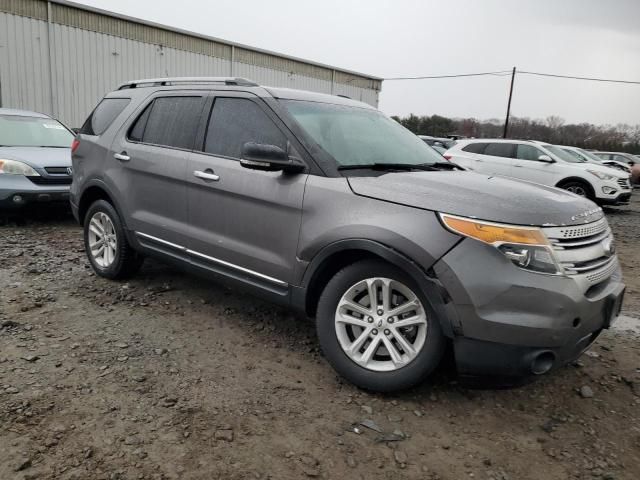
[338,163,439,172]
[431,161,465,171]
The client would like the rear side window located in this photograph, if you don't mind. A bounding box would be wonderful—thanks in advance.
[80,98,130,135]
[203,98,287,159]
[462,142,488,154]
[516,144,544,161]
[128,97,204,149]
[484,143,515,158]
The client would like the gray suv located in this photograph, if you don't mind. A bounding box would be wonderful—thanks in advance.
[71,77,625,392]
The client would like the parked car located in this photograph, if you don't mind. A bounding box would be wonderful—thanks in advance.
[71,78,625,392]
[557,145,631,174]
[418,135,456,150]
[445,139,632,205]
[592,151,640,184]
[0,109,74,209]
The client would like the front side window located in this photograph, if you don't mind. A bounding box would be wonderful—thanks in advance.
[516,144,544,161]
[281,100,443,167]
[203,98,287,158]
[0,115,73,147]
[484,143,514,159]
[81,98,130,136]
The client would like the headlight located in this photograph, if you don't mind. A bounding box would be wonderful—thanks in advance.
[0,159,40,176]
[439,214,561,274]
[587,169,616,181]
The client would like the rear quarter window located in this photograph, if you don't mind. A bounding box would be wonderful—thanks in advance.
[80,98,130,135]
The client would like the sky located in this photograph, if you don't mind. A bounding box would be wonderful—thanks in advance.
[79,0,640,126]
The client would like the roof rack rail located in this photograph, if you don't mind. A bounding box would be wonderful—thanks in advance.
[117,77,259,90]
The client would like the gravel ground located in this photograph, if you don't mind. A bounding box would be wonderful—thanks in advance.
[1,199,639,480]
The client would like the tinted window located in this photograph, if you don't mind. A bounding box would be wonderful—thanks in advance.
[128,103,152,142]
[80,98,130,135]
[204,98,286,159]
[484,143,514,158]
[141,97,203,149]
[462,143,488,154]
[516,144,544,161]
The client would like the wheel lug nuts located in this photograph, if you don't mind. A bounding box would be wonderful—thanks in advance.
[384,329,390,335]
[377,309,383,315]
[388,317,394,323]
[368,317,374,323]
[372,329,378,335]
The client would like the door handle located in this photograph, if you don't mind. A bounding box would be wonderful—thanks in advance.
[514,164,523,168]
[114,152,130,162]
[194,170,220,181]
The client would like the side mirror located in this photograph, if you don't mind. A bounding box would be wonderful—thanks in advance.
[240,142,305,173]
[537,154,554,163]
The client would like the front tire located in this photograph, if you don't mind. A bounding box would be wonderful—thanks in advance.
[316,259,445,392]
[558,180,594,200]
[84,200,143,280]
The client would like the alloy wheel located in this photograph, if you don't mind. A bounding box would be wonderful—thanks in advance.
[88,212,117,268]
[334,277,428,372]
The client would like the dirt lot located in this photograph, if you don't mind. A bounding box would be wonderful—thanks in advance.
[1,199,639,480]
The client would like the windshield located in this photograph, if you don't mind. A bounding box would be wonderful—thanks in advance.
[546,145,584,163]
[281,100,444,167]
[0,115,73,147]
[574,147,609,163]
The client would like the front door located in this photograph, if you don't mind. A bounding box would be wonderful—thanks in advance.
[185,93,308,288]
[512,144,558,185]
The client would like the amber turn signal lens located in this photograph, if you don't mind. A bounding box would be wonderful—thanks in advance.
[440,214,548,246]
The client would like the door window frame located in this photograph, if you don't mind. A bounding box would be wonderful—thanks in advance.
[482,142,516,160]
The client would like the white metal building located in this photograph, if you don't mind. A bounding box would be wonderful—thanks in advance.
[0,0,383,127]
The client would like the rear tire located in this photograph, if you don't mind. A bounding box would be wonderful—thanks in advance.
[83,200,143,280]
[558,180,594,200]
[316,259,445,392]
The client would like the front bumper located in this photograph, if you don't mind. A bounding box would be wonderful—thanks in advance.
[0,176,70,209]
[433,239,625,378]
[594,179,632,205]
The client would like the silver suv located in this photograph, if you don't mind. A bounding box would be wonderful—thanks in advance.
[71,77,625,392]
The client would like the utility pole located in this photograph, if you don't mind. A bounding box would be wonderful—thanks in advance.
[503,67,516,138]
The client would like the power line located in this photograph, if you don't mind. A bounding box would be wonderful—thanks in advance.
[517,70,640,85]
[384,69,640,85]
[385,70,512,80]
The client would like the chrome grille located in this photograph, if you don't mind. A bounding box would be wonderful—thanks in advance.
[543,218,616,284]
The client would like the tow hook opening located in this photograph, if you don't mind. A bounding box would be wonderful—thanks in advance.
[531,351,555,375]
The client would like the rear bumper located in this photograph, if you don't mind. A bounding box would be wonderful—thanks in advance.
[433,239,626,379]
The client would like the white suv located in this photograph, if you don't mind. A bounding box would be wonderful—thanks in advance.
[445,139,632,205]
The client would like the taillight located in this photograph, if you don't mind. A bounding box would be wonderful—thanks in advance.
[71,138,80,154]
[443,154,452,162]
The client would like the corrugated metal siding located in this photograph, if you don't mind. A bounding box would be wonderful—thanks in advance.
[49,24,232,126]
[0,0,46,21]
[0,1,381,125]
[0,12,52,114]
[51,3,232,60]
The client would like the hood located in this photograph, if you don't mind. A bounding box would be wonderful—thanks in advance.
[0,146,71,168]
[566,160,628,178]
[347,171,603,227]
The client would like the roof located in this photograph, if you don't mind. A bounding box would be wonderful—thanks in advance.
[265,87,375,109]
[47,0,383,83]
[0,108,50,118]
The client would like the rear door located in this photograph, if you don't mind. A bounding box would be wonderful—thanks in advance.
[450,142,489,171]
[511,143,559,185]
[185,92,308,288]
[480,142,515,177]
[109,92,206,247]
